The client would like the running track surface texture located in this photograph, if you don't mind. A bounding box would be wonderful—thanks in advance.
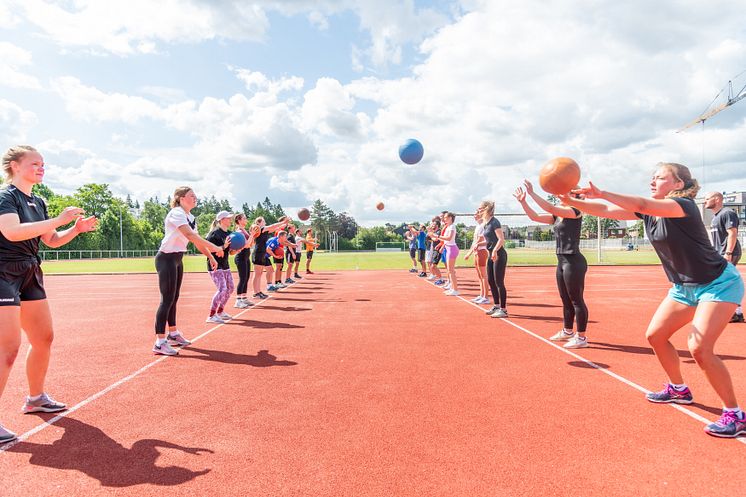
[1,266,745,496]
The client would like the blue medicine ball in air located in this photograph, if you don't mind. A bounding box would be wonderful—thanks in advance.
[398,139,424,165]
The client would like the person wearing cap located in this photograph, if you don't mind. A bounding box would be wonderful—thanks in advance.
[205,211,235,324]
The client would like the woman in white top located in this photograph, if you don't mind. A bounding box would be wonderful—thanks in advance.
[464,210,490,304]
[436,212,460,296]
[153,187,223,356]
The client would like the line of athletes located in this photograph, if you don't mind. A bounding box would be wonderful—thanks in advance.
[0,145,744,441]
[403,163,745,438]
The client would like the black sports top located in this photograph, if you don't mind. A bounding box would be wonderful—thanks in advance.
[0,185,49,262]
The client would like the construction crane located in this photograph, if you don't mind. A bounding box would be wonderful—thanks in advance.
[678,72,746,132]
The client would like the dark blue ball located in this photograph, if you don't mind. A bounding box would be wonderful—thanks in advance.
[399,139,424,165]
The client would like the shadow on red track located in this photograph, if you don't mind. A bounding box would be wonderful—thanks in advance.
[180,348,298,367]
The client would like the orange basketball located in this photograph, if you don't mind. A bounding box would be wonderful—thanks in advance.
[297,208,310,221]
[539,157,581,195]
[376,202,385,211]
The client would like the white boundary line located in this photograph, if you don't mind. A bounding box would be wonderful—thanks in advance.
[0,286,285,453]
[423,276,746,445]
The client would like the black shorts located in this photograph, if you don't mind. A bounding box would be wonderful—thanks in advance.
[431,250,442,265]
[409,248,417,259]
[286,251,299,263]
[306,251,314,260]
[273,257,284,267]
[732,254,741,266]
[417,249,425,262]
[0,259,46,306]
[252,252,272,266]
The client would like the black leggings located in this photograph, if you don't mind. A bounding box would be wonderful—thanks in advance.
[556,253,588,332]
[235,250,251,295]
[154,251,184,335]
[487,248,508,308]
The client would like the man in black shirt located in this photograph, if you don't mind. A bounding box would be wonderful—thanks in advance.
[705,192,743,322]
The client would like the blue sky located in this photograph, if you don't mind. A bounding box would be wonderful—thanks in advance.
[1,0,746,225]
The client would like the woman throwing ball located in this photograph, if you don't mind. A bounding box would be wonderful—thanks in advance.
[564,163,745,438]
[515,180,588,348]
[0,146,97,443]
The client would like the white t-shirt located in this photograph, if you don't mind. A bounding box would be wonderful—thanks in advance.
[473,223,487,250]
[443,224,458,246]
[159,207,196,253]
[295,235,305,252]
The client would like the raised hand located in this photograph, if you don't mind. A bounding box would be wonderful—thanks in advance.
[573,181,602,199]
[523,179,534,194]
[57,206,85,225]
[513,187,526,202]
[74,215,98,233]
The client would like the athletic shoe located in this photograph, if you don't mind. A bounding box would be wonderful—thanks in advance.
[476,296,490,304]
[491,309,508,318]
[153,340,179,356]
[276,282,288,289]
[306,270,315,275]
[434,279,445,286]
[0,423,17,444]
[167,331,191,347]
[645,384,693,404]
[409,268,418,273]
[418,272,427,278]
[550,330,575,342]
[470,296,481,302]
[267,285,278,292]
[253,292,268,300]
[22,393,67,414]
[704,411,746,438]
[218,312,233,321]
[426,275,435,281]
[294,274,303,279]
[564,336,589,349]
[259,292,269,299]
[206,314,225,324]
[485,305,499,315]
[443,283,452,290]
[234,299,249,309]
[285,278,295,284]
[729,313,744,323]
[445,289,460,296]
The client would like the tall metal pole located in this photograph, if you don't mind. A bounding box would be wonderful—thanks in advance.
[597,216,602,263]
[119,206,123,255]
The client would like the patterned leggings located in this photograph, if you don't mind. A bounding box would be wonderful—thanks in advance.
[209,269,235,312]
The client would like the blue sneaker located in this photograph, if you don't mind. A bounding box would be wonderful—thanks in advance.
[704,411,746,438]
[645,384,693,404]
[434,279,445,286]
[267,285,278,292]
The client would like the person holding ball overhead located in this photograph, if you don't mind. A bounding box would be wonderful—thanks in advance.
[0,145,98,442]
[515,180,589,348]
[562,162,746,438]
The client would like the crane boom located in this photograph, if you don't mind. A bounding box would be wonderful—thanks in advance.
[678,79,746,132]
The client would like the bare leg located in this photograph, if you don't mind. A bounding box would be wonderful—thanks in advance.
[645,297,696,385]
[20,300,55,397]
[0,307,22,402]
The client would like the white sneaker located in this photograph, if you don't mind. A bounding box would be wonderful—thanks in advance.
[153,340,179,356]
[564,336,589,349]
[445,289,460,296]
[167,331,191,346]
[234,299,249,309]
[0,423,17,443]
[477,296,490,304]
[549,330,574,342]
[206,315,225,324]
[491,309,508,318]
[426,275,435,280]
[218,312,233,321]
[443,283,451,290]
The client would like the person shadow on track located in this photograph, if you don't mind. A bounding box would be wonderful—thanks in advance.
[183,348,298,367]
[9,416,212,487]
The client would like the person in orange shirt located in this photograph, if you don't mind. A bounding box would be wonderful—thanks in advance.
[304,229,319,274]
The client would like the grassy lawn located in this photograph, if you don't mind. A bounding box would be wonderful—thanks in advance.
[40,249,661,274]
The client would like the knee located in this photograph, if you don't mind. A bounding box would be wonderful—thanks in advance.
[645,327,667,346]
[688,341,713,365]
[1,341,21,367]
[30,329,54,349]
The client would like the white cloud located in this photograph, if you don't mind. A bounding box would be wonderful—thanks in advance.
[0,42,42,89]
[0,99,37,144]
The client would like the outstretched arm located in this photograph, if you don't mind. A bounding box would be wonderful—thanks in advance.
[559,195,639,221]
[514,187,553,225]
[574,182,685,218]
[524,179,578,219]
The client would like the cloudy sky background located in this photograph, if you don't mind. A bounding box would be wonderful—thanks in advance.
[1,0,745,225]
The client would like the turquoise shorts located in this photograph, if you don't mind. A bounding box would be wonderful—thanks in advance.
[668,263,744,307]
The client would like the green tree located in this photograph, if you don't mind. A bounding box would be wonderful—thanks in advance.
[336,212,358,239]
[74,184,114,218]
[581,215,620,238]
[310,199,338,249]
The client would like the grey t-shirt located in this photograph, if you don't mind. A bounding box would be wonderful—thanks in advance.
[709,208,741,259]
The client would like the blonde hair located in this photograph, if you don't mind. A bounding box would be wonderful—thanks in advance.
[2,145,38,183]
[233,212,245,224]
[171,186,193,208]
[657,163,700,199]
[479,200,495,217]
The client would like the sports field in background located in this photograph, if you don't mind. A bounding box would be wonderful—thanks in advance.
[40,249,661,274]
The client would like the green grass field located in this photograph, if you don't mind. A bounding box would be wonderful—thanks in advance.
[40,249,661,274]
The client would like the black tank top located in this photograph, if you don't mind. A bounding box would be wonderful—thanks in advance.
[552,208,582,255]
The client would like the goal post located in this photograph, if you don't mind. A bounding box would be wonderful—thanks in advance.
[375,241,405,252]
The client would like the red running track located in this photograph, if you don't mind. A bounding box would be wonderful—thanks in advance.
[0,266,744,496]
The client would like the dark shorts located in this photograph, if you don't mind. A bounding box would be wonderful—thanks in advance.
[252,252,272,266]
[306,251,314,260]
[0,259,46,306]
[417,249,425,262]
[286,251,299,263]
[409,248,417,259]
[732,254,741,266]
[273,257,284,267]
[431,250,442,265]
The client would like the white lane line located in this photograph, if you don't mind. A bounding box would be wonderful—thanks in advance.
[0,285,290,452]
[423,276,746,445]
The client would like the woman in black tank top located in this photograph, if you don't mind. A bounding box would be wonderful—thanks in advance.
[564,162,745,438]
[514,180,589,349]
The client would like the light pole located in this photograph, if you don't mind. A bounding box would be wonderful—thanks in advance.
[119,205,124,256]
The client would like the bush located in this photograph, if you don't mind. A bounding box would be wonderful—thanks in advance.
[505,240,516,249]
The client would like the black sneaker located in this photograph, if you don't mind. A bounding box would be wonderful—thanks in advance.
[408,268,418,273]
[253,292,268,300]
[485,305,499,315]
[285,278,295,284]
[729,313,744,323]
[418,272,427,277]
[294,274,303,279]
